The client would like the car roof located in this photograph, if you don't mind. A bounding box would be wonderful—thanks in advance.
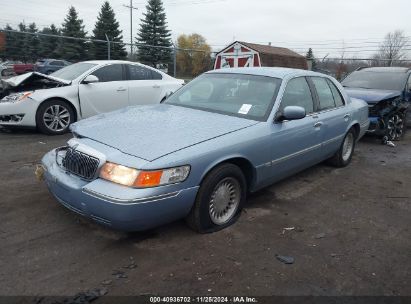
[359,67,411,73]
[206,67,326,79]
[82,60,141,65]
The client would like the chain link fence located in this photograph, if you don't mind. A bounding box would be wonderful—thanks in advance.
[0,29,213,80]
[2,29,411,82]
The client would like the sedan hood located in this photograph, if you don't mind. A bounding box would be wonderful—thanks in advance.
[71,104,259,161]
[1,72,70,88]
[344,88,402,104]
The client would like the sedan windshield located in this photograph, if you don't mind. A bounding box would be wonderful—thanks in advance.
[50,62,97,81]
[342,71,407,91]
[166,73,281,121]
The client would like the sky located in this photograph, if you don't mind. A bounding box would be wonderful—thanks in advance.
[1,0,411,59]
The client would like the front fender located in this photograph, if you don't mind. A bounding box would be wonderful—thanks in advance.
[31,86,81,120]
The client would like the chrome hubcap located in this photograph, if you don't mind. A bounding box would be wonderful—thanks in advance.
[209,177,241,225]
[387,114,404,141]
[43,105,70,132]
[342,133,354,162]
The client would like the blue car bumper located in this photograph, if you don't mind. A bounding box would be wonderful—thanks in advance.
[42,150,199,231]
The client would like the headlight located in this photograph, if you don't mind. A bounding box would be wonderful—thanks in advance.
[99,162,190,188]
[1,92,32,103]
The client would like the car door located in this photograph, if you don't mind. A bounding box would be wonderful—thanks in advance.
[268,77,324,183]
[78,64,129,118]
[125,64,164,105]
[309,77,350,157]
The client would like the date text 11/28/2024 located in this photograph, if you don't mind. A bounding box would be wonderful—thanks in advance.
[149,296,258,303]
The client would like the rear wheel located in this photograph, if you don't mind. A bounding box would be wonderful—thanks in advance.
[36,99,74,135]
[186,163,247,233]
[328,128,356,168]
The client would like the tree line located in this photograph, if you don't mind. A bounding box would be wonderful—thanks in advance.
[0,0,213,77]
[0,2,127,62]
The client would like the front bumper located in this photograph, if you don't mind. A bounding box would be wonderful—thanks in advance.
[366,117,382,134]
[0,99,37,127]
[41,149,199,231]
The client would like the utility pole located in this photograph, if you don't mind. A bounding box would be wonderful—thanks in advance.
[105,34,110,60]
[123,0,138,57]
[173,43,177,77]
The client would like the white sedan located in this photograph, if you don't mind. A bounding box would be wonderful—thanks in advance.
[0,60,184,135]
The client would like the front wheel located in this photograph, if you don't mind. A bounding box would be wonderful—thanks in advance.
[186,163,247,233]
[385,113,406,141]
[328,128,356,168]
[36,100,74,135]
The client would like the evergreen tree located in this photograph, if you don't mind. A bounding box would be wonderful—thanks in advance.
[16,23,30,62]
[92,1,127,60]
[306,48,317,70]
[0,29,5,60]
[1,25,18,60]
[58,6,88,61]
[39,24,60,59]
[136,0,172,66]
[26,23,40,61]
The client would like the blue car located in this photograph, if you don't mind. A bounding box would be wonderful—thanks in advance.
[342,67,411,141]
[41,68,369,233]
[34,59,71,75]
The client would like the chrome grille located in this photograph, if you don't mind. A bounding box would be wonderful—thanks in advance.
[62,147,100,180]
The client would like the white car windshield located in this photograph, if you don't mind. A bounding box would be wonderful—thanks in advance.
[166,73,282,121]
[50,63,97,81]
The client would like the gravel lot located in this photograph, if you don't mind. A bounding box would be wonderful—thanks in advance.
[0,128,410,297]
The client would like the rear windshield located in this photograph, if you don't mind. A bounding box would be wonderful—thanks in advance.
[50,62,97,81]
[166,73,282,121]
[342,71,407,91]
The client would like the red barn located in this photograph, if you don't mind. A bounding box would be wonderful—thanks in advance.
[214,41,307,70]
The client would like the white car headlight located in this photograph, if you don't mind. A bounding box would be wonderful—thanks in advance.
[1,92,33,103]
[99,163,190,188]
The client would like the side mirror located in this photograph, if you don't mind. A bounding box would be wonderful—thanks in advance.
[83,75,99,84]
[278,106,306,122]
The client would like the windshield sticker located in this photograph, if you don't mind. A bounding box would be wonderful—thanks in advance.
[238,104,252,115]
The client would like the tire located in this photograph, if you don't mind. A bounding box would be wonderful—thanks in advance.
[36,99,74,135]
[186,163,247,233]
[328,128,356,168]
[385,112,406,141]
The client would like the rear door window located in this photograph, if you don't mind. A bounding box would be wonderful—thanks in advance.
[127,64,154,80]
[327,79,345,107]
[312,77,336,110]
[91,64,124,82]
[151,70,163,80]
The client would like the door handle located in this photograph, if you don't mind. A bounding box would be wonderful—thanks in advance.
[314,122,323,128]
[153,84,161,89]
[117,87,127,92]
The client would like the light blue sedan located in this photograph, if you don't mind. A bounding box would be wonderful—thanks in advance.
[41,67,369,233]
